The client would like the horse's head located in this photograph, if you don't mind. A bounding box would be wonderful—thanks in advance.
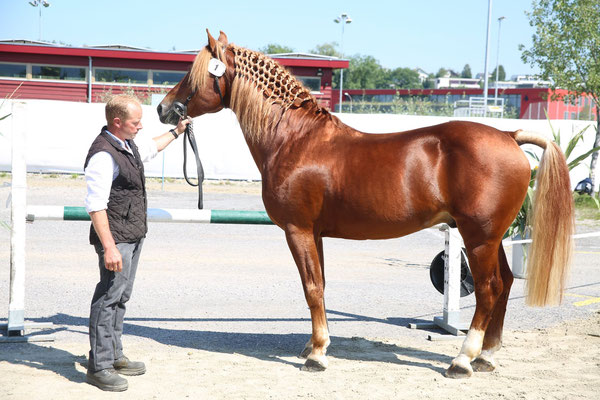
[157,30,231,125]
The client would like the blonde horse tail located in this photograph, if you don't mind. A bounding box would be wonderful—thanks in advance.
[513,130,575,306]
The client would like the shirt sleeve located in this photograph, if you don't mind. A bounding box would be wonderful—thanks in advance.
[84,151,118,213]
[134,134,159,163]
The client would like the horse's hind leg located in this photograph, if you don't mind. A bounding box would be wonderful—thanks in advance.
[471,245,513,372]
[446,237,505,379]
[285,226,330,371]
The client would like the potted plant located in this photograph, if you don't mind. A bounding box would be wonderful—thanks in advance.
[508,122,600,278]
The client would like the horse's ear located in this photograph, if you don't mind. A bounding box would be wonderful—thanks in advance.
[218,31,228,45]
[206,29,218,55]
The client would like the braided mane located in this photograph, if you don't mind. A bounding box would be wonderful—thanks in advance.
[190,44,322,143]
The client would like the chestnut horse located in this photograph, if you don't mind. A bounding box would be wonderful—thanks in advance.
[158,30,574,378]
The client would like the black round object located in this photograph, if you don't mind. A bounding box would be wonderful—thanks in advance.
[429,248,474,297]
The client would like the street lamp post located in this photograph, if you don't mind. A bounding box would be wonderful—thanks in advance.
[494,16,506,106]
[334,13,352,113]
[29,0,51,41]
[344,92,353,113]
[482,0,493,117]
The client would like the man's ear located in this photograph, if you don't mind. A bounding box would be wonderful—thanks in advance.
[112,117,122,129]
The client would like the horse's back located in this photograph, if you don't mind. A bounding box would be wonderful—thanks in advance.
[265,119,531,240]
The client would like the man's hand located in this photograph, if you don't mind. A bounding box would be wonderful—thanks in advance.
[155,117,192,152]
[103,244,123,272]
[89,209,122,272]
[174,117,191,136]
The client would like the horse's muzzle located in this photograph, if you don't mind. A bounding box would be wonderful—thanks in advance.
[157,103,181,126]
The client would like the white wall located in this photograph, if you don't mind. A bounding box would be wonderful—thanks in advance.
[0,99,598,190]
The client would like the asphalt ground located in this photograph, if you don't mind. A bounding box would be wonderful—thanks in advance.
[1,175,599,347]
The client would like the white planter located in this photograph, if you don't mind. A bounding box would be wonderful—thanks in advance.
[511,233,529,279]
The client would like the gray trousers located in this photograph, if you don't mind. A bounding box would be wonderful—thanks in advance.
[88,239,144,372]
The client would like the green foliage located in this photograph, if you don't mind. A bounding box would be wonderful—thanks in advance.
[97,85,167,105]
[490,65,506,82]
[309,42,340,58]
[259,44,294,54]
[435,68,449,78]
[340,93,455,116]
[574,192,600,220]
[461,64,472,79]
[508,120,600,237]
[388,68,422,89]
[520,0,600,100]
[520,0,600,187]
[344,55,388,89]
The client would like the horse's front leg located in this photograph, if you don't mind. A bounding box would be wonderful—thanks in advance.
[285,226,330,371]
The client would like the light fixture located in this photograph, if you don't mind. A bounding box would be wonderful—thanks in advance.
[334,13,352,113]
[29,0,51,41]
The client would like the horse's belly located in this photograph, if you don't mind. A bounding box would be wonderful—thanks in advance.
[321,211,453,240]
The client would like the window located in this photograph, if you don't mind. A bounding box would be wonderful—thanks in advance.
[95,68,148,84]
[0,63,26,78]
[297,76,321,92]
[32,65,86,81]
[152,71,186,86]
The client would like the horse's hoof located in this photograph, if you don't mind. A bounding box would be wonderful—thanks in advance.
[471,356,496,372]
[445,362,473,379]
[301,357,327,372]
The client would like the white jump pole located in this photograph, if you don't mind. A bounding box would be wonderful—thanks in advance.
[409,224,470,339]
[432,226,470,336]
[7,101,26,334]
[1,101,53,342]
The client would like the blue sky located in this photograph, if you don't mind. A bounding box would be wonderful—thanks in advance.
[0,0,539,78]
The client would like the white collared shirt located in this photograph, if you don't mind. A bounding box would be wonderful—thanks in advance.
[84,130,158,213]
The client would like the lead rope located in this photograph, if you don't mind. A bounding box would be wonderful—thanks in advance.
[179,73,226,210]
[182,120,204,209]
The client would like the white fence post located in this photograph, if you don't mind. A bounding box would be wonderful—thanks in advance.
[7,101,26,334]
[1,102,53,341]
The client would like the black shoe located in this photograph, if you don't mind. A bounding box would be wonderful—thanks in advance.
[86,368,128,392]
[114,356,146,376]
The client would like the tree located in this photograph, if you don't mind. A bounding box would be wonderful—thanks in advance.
[520,0,600,192]
[435,68,449,78]
[423,74,436,89]
[387,67,422,89]
[490,65,506,82]
[344,55,388,89]
[309,42,340,58]
[461,64,472,78]
[259,44,294,54]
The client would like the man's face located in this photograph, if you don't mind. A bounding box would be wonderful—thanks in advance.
[118,103,143,140]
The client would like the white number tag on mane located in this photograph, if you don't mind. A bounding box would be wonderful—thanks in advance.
[208,58,226,77]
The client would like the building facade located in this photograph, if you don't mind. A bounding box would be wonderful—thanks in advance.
[1,40,596,121]
[335,88,597,120]
[0,41,347,110]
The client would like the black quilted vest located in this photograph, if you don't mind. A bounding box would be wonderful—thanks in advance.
[84,127,148,245]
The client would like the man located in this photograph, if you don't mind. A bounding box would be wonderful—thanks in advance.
[84,94,189,392]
